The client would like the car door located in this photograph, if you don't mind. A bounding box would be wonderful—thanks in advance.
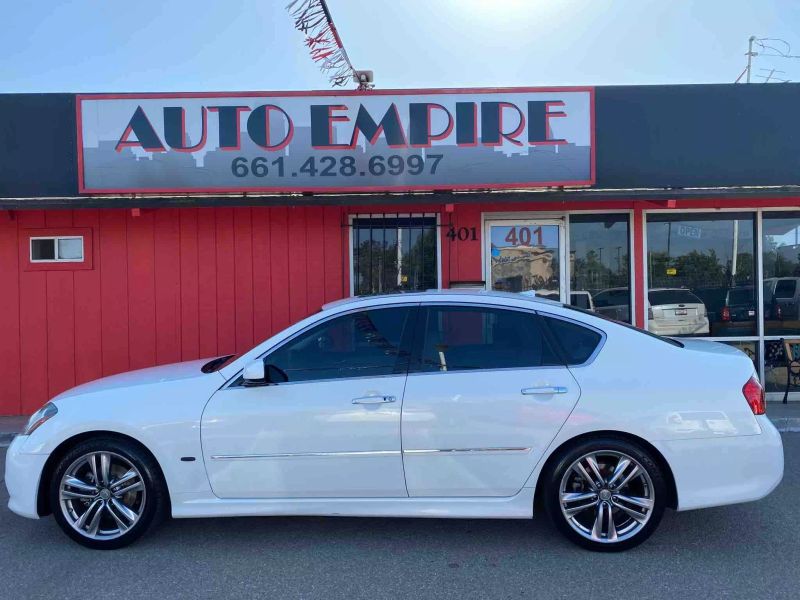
[401,303,582,497]
[201,305,417,499]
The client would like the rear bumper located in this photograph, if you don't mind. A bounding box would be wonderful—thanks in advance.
[659,416,784,511]
[648,318,710,336]
[5,436,47,519]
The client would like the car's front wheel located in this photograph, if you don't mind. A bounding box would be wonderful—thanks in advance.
[49,437,166,549]
[543,438,667,552]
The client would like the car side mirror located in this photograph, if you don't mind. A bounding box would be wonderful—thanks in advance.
[242,360,289,386]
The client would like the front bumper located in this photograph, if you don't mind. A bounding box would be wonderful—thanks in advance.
[5,435,48,519]
[659,415,784,511]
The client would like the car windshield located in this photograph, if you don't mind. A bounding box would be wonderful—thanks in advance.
[648,290,702,305]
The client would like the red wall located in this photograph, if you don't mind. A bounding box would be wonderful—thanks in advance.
[0,200,639,415]
[4,197,790,415]
[0,206,351,415]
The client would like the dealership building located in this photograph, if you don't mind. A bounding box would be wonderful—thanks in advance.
[1,83,800,415]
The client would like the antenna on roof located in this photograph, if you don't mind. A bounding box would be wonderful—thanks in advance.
[286,0,374,90]
[738,36,799,83]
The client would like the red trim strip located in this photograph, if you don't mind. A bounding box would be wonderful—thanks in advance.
[75,86,594,100]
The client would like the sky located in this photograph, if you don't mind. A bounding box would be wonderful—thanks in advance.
[1,0,800,92]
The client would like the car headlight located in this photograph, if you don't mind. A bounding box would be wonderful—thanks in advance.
[23,402,58,435]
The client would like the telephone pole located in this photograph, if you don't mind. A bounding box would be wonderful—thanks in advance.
[746,35,756,83]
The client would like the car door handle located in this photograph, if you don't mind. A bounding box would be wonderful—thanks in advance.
[521,386,568,395]
[352,395,396,404]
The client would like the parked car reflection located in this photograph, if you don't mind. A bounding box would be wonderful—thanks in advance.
[647,288,710,336]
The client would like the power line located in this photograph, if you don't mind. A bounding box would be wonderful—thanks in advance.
[739,35,799,83]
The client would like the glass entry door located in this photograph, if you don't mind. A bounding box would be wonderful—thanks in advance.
[485,219,566,301]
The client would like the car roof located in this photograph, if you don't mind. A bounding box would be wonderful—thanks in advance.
[321,289,563,312]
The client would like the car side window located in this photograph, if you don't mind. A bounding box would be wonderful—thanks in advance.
[413,305,561,372]
[266,307,414,382]
[542,316,602,365]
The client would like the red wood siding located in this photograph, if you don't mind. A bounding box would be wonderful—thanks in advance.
[0,206,348,415]
[3,196,796,416]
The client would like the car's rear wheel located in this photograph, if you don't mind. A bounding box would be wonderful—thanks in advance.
[49,437,166,549]
[543,438,667,552]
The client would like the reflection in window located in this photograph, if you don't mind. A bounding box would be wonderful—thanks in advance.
[646,214,755,337]
[569,215,631,323]
[416,306,560,372]
[762,213,800,335]
[267,308,413,382]
[352,215,438,296]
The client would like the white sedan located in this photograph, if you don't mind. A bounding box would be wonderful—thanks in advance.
[5,291,784,551]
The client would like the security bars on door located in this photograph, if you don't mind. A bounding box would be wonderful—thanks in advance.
[351,215,438,296]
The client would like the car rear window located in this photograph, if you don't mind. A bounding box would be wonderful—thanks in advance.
[542,317,602,365]
[728,288,753,305]
[648,290,702,305]
[775,280,797,298]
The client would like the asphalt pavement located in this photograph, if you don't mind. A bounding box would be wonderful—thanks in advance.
[1,434,798,600]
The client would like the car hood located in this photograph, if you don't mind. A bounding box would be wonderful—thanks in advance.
[53,358,225,401]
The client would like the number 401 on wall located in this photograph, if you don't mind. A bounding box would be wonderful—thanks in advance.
[446,227,478,242]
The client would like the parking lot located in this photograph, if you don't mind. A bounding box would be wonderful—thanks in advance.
[0,434,796,600]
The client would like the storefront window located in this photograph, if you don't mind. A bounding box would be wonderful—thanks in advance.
[488,222,560,298]
[646,213,756,337]
[762,212,800,336]
[569,214,631,323]
[352,215,438,296]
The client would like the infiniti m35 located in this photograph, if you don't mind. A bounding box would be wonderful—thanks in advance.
[5,291,783,551]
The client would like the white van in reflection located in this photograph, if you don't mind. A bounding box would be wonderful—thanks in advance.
[648,288,710,336]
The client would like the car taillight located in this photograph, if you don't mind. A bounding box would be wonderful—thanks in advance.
[721,306,731,322]
[742,376,765,415]
[648,307,654,320]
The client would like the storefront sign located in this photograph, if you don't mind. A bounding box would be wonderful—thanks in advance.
[76,88,594,194]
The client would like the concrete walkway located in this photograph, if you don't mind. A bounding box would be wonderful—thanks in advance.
[1,403,798,447]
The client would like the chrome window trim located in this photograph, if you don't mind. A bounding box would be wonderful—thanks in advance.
[408,302,572,376]
[223,302,421,389]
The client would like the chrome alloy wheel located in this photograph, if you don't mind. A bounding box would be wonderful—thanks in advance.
[559,450,655,544]
[59,451,146,540]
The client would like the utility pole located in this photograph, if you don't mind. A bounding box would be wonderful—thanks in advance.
[746,35,756,83]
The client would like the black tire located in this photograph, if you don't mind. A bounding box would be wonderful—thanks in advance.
[49,437,167,550]
[542,437,667,552]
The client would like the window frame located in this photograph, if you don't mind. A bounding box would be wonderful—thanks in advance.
[30,235,85,263]
[21,228,94,272]
[226,304,420,388]
[348,213,442,296]
[407,303,569,376]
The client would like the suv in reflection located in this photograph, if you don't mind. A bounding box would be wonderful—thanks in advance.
[647,288,710,336]
[764,277,800,320]
[720,284,781,326]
